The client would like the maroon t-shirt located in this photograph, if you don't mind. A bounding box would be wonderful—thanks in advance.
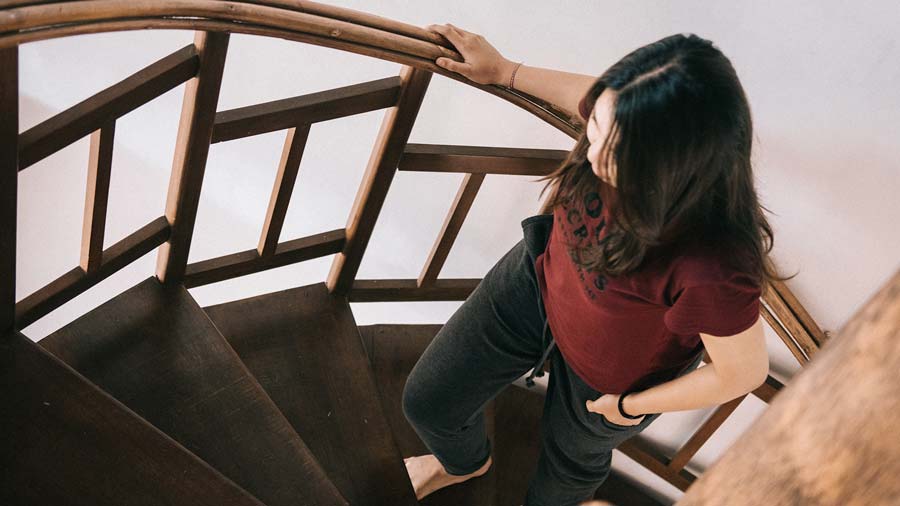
[533,95,762,394]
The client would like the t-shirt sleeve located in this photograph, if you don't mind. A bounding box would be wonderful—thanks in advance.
[664,271,762,337]
[578,94,592,121]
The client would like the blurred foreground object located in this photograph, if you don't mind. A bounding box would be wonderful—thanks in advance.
[675,269,900,506]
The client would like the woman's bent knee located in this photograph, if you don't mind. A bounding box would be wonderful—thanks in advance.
[401,374,430,427]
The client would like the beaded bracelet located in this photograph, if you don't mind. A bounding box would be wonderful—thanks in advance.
[509,61,524,90]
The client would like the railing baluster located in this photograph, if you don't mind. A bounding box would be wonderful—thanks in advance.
[155,31,229,285]
[761,302,809,364]
[327,65,431,295]
[771,277,829,347]
[1,45,17,334]
[418,172,484,287]
[667,395,746,473]
[258,124,311,258]
[80,121,115,274]
[764,282,818,360]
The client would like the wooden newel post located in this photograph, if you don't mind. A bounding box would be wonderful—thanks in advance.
[156,30,229,285]
[676,269,900,506]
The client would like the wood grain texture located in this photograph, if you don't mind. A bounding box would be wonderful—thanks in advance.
[39,276,347,506]
[1,330,267,506]
[676,269,900,506]
[203,282,418,506]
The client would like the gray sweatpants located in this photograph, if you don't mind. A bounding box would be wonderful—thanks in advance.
[401,212,703,506]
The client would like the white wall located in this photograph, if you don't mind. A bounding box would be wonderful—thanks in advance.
[14,1,900,503]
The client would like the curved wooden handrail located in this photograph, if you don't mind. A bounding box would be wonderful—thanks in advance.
[1,0,449,45]
[0,0,582,138]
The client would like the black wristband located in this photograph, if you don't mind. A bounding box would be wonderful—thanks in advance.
[618,391,645,420]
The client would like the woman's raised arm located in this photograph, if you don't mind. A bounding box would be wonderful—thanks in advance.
[426,23,597,123]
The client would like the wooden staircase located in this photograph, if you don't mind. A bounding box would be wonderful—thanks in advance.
[3,2,866,505]
[5,273,673,505]
[202,282,418,506]
[2,331,264,506]
[37,277,347,506]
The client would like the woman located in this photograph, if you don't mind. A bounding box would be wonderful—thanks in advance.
[402,24,791,506]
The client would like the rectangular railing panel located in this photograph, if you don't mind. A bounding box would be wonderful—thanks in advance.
[18,44,198,170]
[15,217,171,329]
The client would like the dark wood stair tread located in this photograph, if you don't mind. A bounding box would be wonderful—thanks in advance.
[202,282,418,506]
[359,323,497,506]
[359,323,670,506]
[1,330,264,506]
[492,377,670,506]
[38,276,346,506]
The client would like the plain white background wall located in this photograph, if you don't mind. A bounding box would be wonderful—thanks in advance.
[14,1,900,502]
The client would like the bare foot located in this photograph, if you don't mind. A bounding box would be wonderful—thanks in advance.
[403,453,492,500]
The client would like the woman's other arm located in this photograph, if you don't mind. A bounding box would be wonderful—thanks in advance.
[426,23,597,124]
[623,319,769,416]
[585,318,769,425]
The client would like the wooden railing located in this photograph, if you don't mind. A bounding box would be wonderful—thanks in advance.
[1,0,831,496]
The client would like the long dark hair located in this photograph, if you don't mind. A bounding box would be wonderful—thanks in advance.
[535,33,795,293]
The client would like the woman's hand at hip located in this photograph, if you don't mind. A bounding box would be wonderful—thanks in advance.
[586,394,645,427]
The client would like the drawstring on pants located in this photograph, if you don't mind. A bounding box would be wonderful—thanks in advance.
[525,317,556,388]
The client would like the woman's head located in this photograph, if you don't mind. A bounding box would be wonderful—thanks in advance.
[537,33,792,290]
[585,87,619,186]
